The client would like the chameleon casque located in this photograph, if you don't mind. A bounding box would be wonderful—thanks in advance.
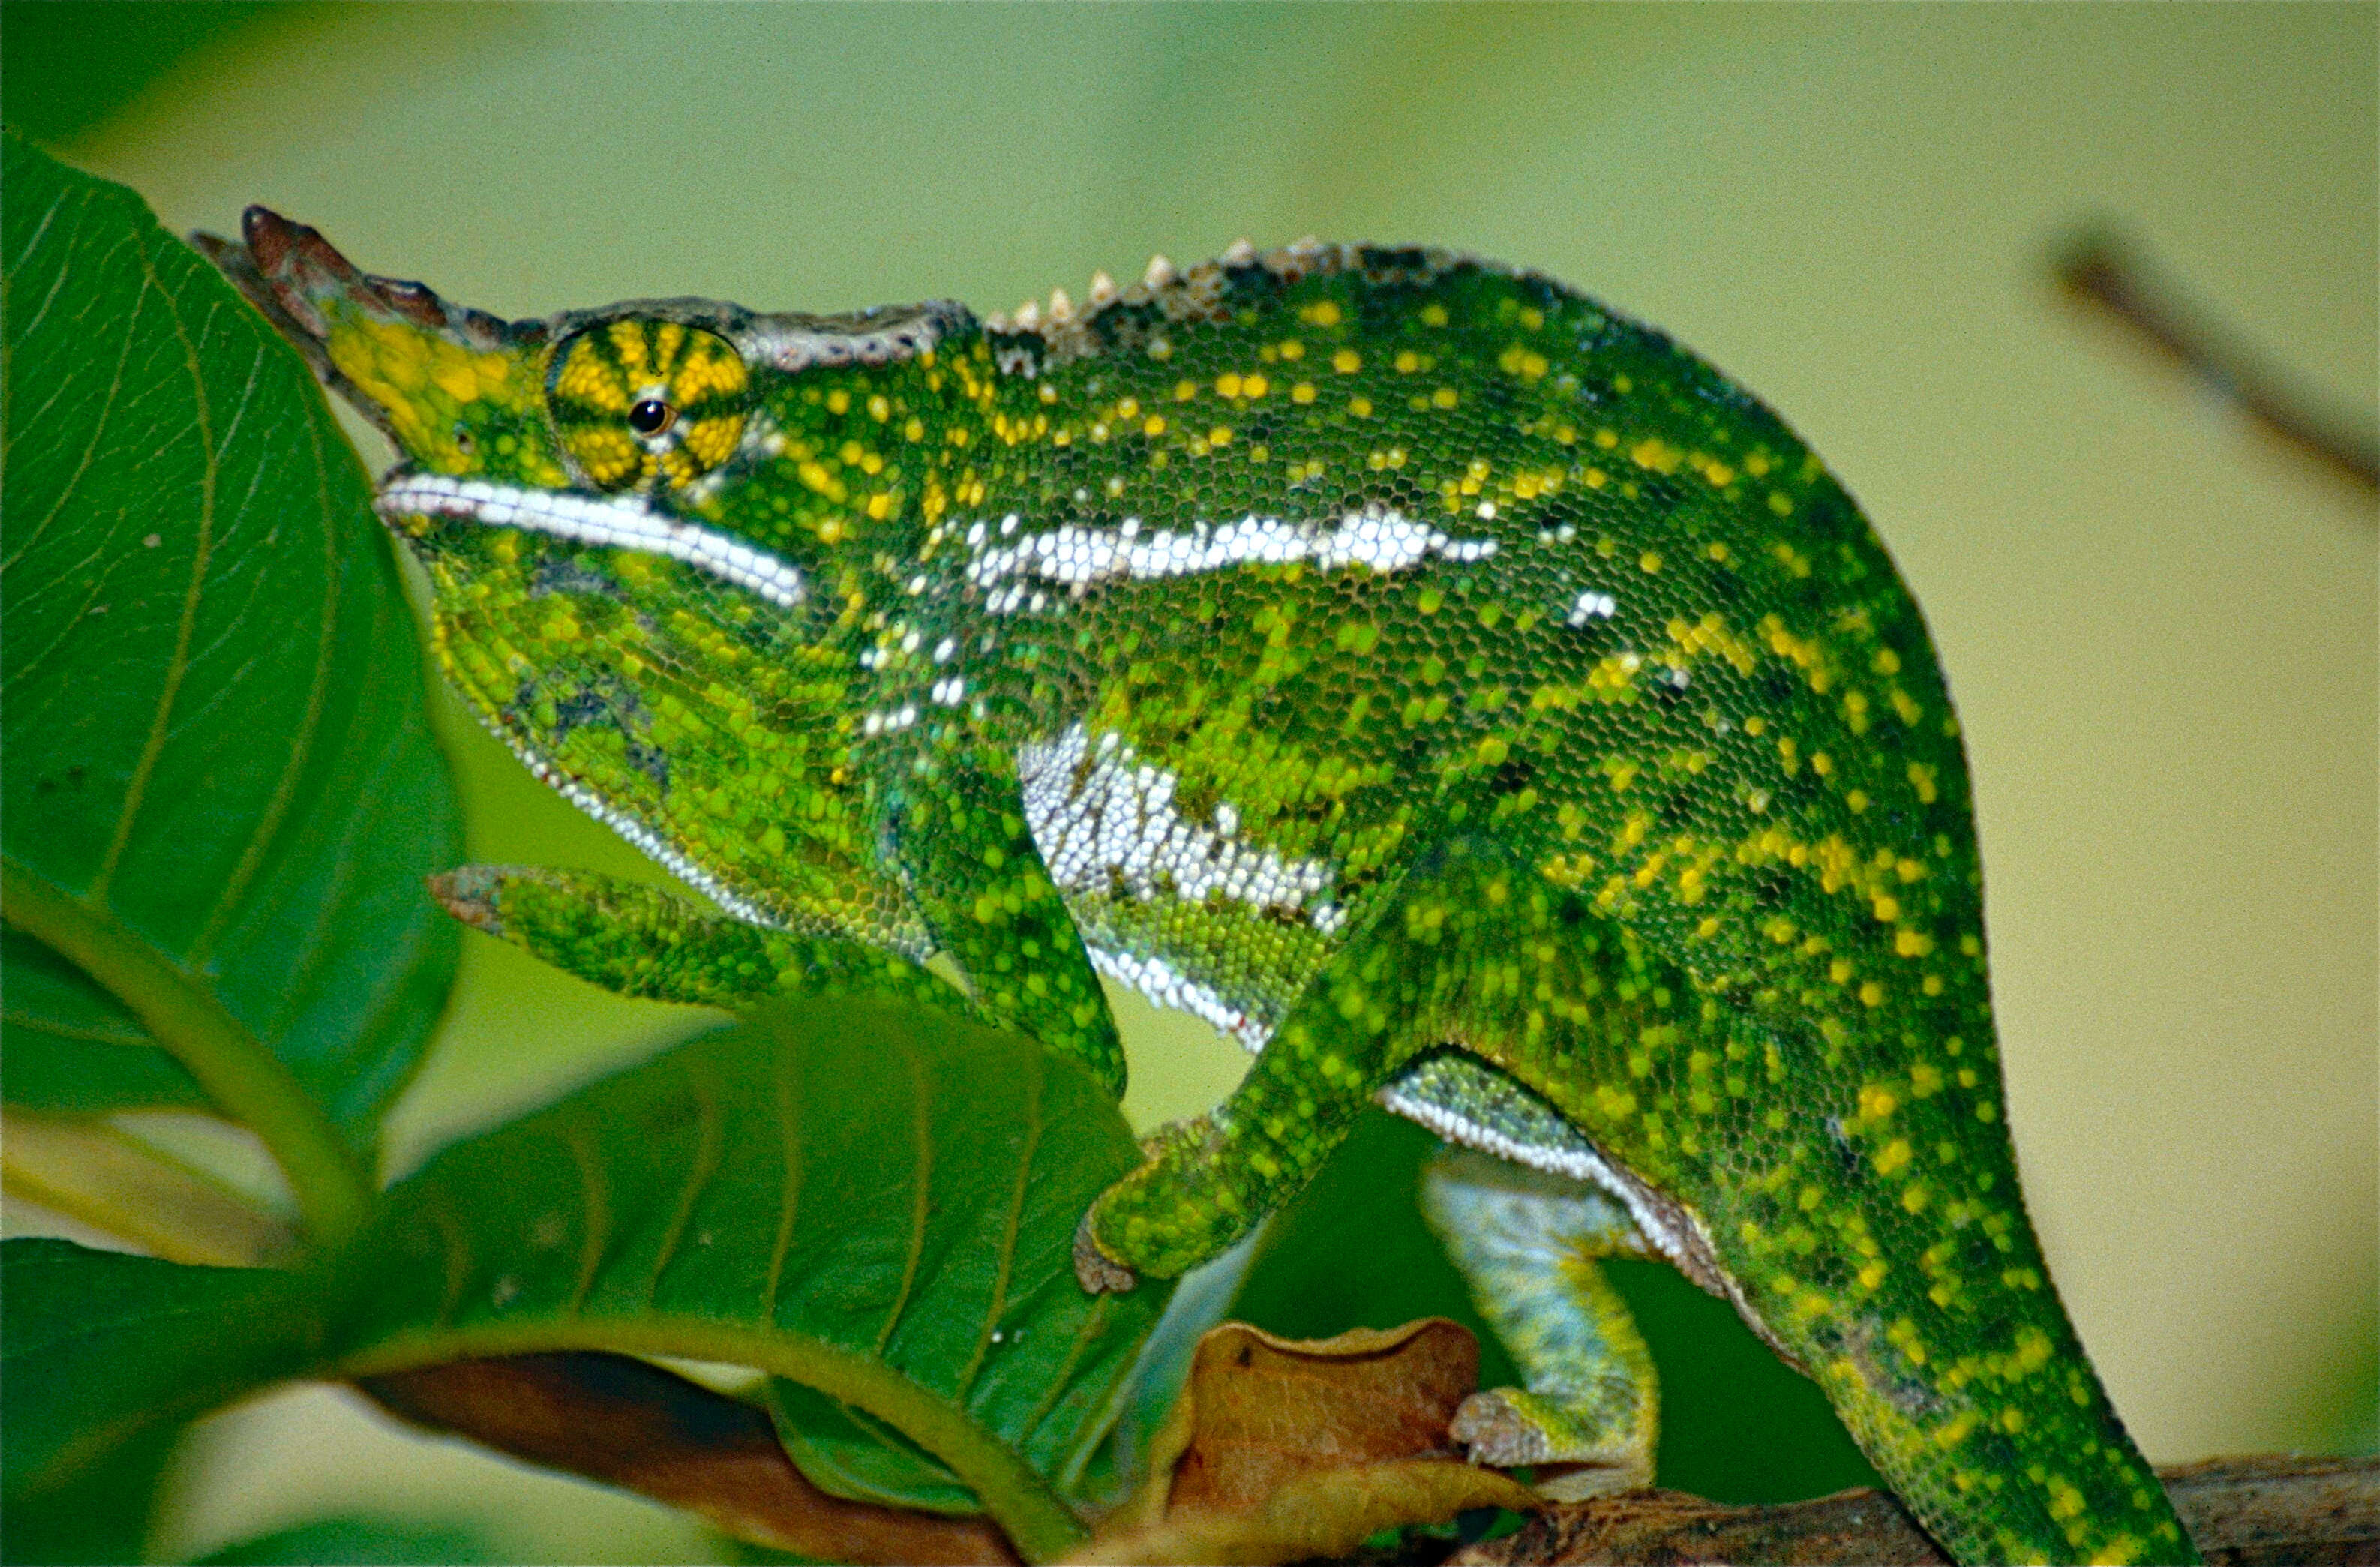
[203,208,2192,1565]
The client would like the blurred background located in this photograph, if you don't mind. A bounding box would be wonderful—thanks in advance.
[5,3,2372,1560]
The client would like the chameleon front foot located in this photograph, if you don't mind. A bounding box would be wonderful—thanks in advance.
[1072,1211,1139,1294]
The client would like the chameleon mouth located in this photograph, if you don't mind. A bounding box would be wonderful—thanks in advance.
[374,472,806,608]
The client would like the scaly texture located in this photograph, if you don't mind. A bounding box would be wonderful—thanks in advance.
[209,212,2192,1565]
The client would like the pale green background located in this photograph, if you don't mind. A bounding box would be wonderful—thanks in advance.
[18,4,2375,1559]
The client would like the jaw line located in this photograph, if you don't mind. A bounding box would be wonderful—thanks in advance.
[374,471,806,608]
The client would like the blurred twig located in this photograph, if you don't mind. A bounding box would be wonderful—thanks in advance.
[2052,223,2379,496]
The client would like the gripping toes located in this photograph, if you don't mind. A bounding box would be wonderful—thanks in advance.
[1421,1145,1660,1499]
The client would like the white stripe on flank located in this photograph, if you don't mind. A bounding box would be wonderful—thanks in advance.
[1018,722,1340,929]
[377,473,806,608]
[1088,945,1273,1052]
[965,503,1494,611]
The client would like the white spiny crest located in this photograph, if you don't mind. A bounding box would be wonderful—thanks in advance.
[1087,269,1118,308]
[1013,299,1041,330]
[1144,254,1178,288]
[1046,287,1075,325]
[1221,237,1258,266]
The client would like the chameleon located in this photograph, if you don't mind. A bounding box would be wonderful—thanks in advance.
[201,207,2194,1565]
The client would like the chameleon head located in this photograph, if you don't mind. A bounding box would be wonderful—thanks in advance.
[203,207,751,505]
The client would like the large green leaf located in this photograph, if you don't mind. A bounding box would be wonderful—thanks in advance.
[323,1003,1173,1562]
[0,134,462,1241]
[0,1238,320,1506]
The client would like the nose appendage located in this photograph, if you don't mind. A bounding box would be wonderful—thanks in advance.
[196,208,555,482]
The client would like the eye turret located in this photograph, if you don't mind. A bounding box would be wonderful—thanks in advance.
[548,317,749,493]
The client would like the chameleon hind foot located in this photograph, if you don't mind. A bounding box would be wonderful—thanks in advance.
[1421,1145,1659,1501]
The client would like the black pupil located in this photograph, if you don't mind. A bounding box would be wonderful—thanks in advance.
[629,399,673,435]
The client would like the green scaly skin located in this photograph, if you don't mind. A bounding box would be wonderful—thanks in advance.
[206,210,2192,1565]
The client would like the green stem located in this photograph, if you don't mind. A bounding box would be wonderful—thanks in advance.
[2,858,372,1250]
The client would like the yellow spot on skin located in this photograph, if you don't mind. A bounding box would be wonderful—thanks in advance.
[1639,551,1663,573]
[1874,1139,1913,1175]
[1858,1261,1888,1290]
[1332,347,1361,374]
[1291,382,1317,404]
[1304,300,1343,328]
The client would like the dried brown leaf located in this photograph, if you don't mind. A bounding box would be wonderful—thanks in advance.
[359,1352,1020,1566]
[1082,1319,1537,1565]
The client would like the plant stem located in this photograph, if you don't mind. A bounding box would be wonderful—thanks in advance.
[2,858,372,1251]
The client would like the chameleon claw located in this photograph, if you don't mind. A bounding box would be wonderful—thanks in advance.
[426,864,511,934]
[1072,1211,1139,1294]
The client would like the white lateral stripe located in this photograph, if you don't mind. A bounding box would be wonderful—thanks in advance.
[377,473,806,608]
[1018,722,1339,928]
[1088,945,1274,1053]
[965,504,1494,609]
[1376,1083,1697,1271]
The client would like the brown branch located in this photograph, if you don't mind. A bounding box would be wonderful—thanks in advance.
[1449,1455,2378,1567]
[2051,223,2380,496]
[352,1350,2372,1566]
[356,1352,1022,1566]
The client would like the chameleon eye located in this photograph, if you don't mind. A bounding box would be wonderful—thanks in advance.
[549,318,750,493]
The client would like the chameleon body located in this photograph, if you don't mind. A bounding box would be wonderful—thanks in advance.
[208,210,2192,1565]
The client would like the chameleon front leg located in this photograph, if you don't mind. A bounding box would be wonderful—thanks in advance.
[1076,847,1505,1286]
[884,753,1127,1097]
[431,866,986,1020]
[1419,1147,1658,1501]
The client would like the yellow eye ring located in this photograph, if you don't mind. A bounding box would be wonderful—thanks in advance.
[549,319,749,492]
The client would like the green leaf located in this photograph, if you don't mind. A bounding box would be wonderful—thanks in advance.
[323,1003,1172,1562]
[191,1515,498,1565]
[1,926,206,1113]
[0,1418,183,1565]
[0,132,462,1243]
[0,1238,320,1506]
[767,1377,983,1517]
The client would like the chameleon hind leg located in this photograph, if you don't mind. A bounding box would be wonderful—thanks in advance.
[1419,1146,1659,1501]
[431,866,986,1022]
